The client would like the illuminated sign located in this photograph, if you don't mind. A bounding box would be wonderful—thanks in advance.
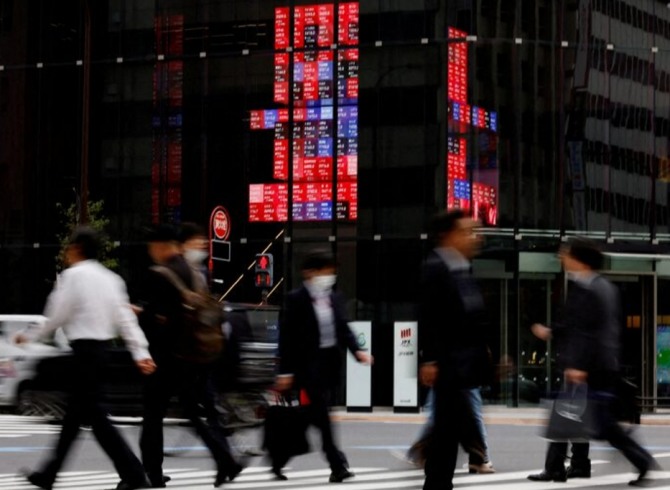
[447,27,499,226]
[249,3,359,223]
[152,15,184,223]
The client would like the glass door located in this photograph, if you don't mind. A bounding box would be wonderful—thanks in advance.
[603,274,656,410]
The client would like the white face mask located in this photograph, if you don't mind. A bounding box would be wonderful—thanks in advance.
[184,249,208,265]
[310,274,337,293]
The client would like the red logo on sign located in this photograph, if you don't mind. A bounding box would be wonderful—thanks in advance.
[400,328,412,339]
[212,209,230,240]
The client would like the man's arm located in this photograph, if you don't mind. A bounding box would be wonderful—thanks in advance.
[113,276,156,375]
[35,272,75,343]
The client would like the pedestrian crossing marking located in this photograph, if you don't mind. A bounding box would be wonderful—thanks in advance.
[0,467,669,490]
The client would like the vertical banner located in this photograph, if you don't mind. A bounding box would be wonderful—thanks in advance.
[393,321,418,411]
[346,321,372,411]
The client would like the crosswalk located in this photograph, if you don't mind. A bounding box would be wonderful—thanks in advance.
[1,466,670,490]
[1,417,670,489]
[0,415,61,438]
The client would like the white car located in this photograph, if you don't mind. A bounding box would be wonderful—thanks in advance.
[0,315,69,415]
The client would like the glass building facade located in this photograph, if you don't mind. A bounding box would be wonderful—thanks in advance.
[3,0,670,408]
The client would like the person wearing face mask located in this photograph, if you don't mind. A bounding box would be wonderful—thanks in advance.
[274,249,373,483]
[178,222,210,289]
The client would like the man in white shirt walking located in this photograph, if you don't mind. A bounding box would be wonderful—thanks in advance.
[17,227,155,490]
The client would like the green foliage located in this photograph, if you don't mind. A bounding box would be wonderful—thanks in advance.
[55,200,118,271]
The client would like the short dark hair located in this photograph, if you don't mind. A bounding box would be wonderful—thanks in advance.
[429,209,468,240]
[178,222,206,243]
[565,237,604,270]
[68,226,100,260]
[145,223,178,243]
[301,249,337,272]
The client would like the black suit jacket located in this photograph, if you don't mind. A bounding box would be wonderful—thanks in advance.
[555,274,621,389]
[278,286,360,389]
[418,249,490,388]
[137,255,195,364]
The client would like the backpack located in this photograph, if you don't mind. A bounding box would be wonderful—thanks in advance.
[151,265,225,364]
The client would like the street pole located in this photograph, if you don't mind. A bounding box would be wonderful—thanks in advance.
[79,0,91,224]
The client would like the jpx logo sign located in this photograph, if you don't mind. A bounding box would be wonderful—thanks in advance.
[400,327,412,347]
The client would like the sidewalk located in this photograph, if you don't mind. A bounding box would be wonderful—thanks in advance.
[332,406,670,427]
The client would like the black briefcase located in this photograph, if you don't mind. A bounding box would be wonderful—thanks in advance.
[262,398,310,468]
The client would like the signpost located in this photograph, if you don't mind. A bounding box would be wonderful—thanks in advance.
[346,321,372,411]
[393,321,418,412]
[209,207,232,286]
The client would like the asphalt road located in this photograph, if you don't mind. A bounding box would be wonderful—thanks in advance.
[1,412,670,489]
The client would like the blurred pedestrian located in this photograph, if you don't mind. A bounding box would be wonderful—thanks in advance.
[407,386,493,473]
[178,222,210,288]
[528,238,659,487]
[418,209,492,490]
[18,226,155,490]
[274,249,372,482]
[135,224,243,488]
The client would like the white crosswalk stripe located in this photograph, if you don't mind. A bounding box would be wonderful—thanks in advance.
[0,415,61,438]
[0,466,669,490]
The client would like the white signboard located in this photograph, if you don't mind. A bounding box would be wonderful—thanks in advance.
[393,321,418,408]
[346,321,372,409]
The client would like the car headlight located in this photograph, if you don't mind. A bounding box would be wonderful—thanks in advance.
[0,358,16,378]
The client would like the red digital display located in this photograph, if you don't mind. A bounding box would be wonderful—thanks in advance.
[249,3,358,223]
[275,8,290,50]
[447,27,499,226]
[338,3,359,46]
[152,14,184,223]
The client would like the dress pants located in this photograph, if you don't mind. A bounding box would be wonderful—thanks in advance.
[37,340,147,486]
[545,442,590,472]
[302,347,348,472]
[140,358,238,482]
[423,379,470,490]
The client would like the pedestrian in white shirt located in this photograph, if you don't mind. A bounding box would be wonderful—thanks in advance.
[16,226,155,490]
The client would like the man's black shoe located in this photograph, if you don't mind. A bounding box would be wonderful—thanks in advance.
[527,470,567,482]
[147,474,171,488]
[214,463,244,487]
[566,466,591,479]
[629,475,653,487]
[629,466,654,487]
[21,469,54,490]
[112,479,151,490]
[329,468,355,483]
[271,468,288,481]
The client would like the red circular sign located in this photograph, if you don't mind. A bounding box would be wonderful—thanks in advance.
[212,209,230,240]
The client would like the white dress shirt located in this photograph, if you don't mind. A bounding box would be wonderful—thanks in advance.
[304,283,337,349]
[36,260,151,361]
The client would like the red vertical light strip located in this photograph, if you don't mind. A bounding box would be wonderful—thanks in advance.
[152,14,184,223]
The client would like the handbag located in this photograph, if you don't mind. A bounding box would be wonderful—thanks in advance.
[545,382,595,442]
[262,392,311,468]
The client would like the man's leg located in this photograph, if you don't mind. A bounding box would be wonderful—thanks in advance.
[140,365,171,485]
[423,383,460,490]
[567,443,591,477]
[527,442,568,482]
[407,389,434,466]
[177,363,242,486]
[305,384,348,472]
[461,388,492,470]
[75,341,147,486]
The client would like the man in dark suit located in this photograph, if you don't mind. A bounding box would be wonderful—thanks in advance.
[528,238,658,487]
[274,249,372,483]
[419,209,491,490]
[135,225,243,488]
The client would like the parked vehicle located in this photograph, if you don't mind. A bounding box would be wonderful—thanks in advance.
[22,303,280,420]
[0,315,70,417]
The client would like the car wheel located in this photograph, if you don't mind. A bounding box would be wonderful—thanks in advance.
[17,387,66,421]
